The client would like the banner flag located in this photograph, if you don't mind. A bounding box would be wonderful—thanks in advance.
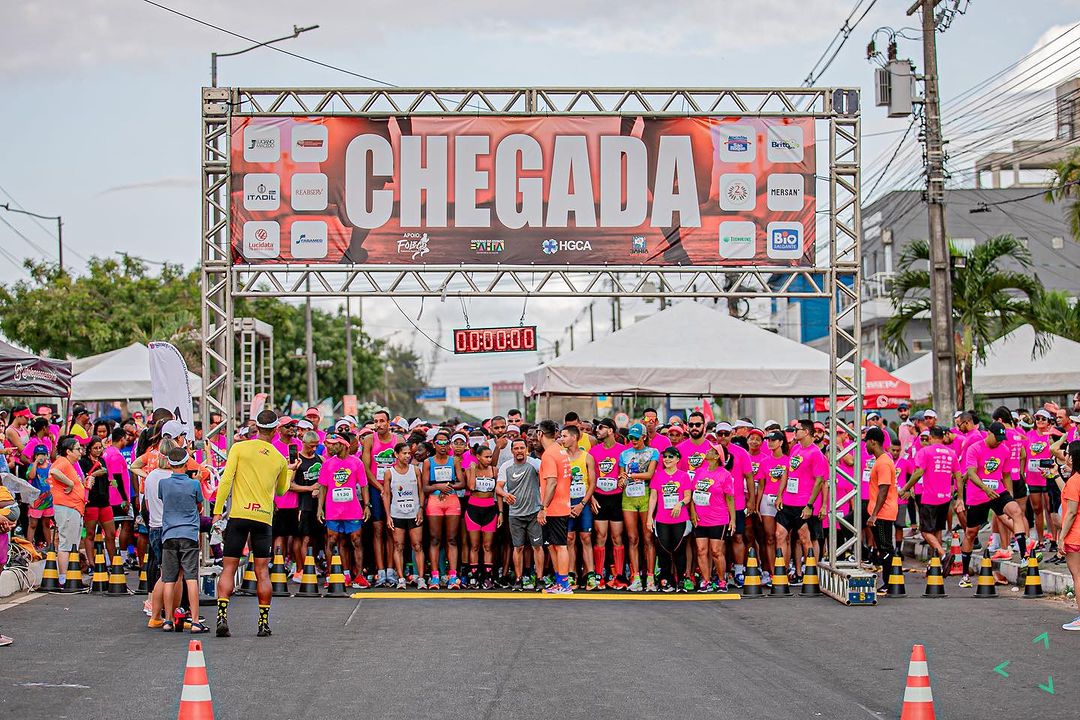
[148,342,196,437]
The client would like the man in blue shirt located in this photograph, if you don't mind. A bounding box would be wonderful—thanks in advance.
[157,447,206,633]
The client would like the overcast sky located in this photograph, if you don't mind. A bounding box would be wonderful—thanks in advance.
[3,0,1078,384]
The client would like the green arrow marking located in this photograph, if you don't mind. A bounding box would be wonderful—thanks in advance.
[1033,631,1049,650]
[993,661,1010,678]
[1039,676,1054,695]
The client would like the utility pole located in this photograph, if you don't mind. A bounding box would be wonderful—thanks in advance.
[588,304,595,342]
[908,0,957,418]
[211,25,318,87]
[0,204,63,272]
[344,297,354,396]
[305,278,316,408]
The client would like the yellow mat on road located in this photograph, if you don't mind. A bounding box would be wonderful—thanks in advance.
[351,591,741,601]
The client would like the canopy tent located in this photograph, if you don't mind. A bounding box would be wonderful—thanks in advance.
[0,339,71,397]
[893,324,1080,399]
[523,302,834,397]
[814,360,910,411]
[71,342,202,401]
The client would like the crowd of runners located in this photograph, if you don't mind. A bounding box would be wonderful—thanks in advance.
[3,399,1080,638]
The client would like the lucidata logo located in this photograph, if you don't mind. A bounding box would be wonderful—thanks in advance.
[242,221,280,259]
[290,221,328,259]
[766,125,804,164]
[243,125,280,163]
[243,174,280,212]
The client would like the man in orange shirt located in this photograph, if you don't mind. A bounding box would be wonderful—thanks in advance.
[538,420,572,594]
[865,426,899,597]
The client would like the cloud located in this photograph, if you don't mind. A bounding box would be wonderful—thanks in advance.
[97,177,197,195]
[2,0,857,73]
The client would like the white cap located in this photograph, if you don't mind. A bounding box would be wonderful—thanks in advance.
[901,420,914,427]
[425,428,440,441]
[1034,409,1054,420]
[296,419,314,431]
[1070,414,1080,424]
[923,409,938,419]
[409,419,425,430]
[393,417,410,431]
[953,410,963,419]
[732,419,753,429]
[339,415,358,427]
[451,433,468,443]
[160,420,187,438]
[763,419,779,429]
[506,425,521,434]
[715,421,733,432]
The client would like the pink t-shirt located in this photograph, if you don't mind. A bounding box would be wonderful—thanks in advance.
[1025,429,1053,487]
[725,443,752,511]
[589,442,625,496]
[318,455,368,521]
[102,445,130,506]
[1002,427,1026,481]
[915,444,957,505]
[964,440,1010,506]
[650,468,693,524]
[21,434,54,462]
[676,437,711,480]
[784,442,827,506]
[692,465,734,527]
[758,453,788,495]
[648,433,672,453]
[895,455,912,506]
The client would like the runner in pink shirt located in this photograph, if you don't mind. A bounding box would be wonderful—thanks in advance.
[901,426,959,565]
[319,435,370,588]
[642,408,671,453]
[689,441,735,592]
[1027,409,1057,547]
[270,420,302,570]
[776,420,828,584]
[588,418,627,588]
[714,421,754,583]
[646,446,694,592]
[755,430,788,583]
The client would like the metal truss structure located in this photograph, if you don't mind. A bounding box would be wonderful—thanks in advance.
[201,86,866,603]
[234,317,274,419]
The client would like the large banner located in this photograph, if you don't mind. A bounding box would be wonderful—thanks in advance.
[148,342,196,438]
[230,115,816,266]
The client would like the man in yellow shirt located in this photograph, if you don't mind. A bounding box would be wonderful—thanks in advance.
[212,409,293,638]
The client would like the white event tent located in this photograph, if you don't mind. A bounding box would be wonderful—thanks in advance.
[892,324,1080,399]
[523,302,833,397]
[71,342,202,401]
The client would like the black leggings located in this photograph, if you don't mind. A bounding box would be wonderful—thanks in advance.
[654,521,688,584]
[871,521,895,576]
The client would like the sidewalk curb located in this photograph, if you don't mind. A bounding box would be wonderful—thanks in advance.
[901,537,1073,594]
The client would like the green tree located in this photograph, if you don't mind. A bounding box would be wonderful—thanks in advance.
[1045,146,1080,241]
[1032,288,1080,342]
[883,235,1043,408]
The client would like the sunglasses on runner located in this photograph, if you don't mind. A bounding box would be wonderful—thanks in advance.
[434,439,449,446]
[687,422,704,427]
[717,431,731,437]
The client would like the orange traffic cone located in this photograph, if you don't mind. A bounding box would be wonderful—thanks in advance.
[900,644,936,720]
[947,532,963,577]
[177,639,214,720]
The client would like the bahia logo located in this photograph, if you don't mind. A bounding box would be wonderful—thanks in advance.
[542,239,591,255]
[630,235,648,254]
[470,239,504,255]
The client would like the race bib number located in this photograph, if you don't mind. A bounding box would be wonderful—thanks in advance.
[786,477,800,495]
[396,491,416,515]
[692,490,710,506]
[569,479,586,499]
[597,477,618,493]
[625,481,646,498]
[1027,459,1041,473]
[761,494,777,513]
[475,476,496,493]
[981,477,999,492]
[331,486,355,504]
[434,466,453,483]
[662,491,678,510]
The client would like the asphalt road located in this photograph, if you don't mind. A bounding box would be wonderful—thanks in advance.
[0,574,1076,720]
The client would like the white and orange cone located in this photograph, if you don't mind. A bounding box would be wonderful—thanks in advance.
[178,639,214,720]
[900,644,935,720]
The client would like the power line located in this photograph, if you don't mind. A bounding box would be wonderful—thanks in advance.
[0,214,54,259]
[803,0,880,87]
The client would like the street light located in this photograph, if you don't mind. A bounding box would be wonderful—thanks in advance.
[0,203,63,271]
[211,24,320,87]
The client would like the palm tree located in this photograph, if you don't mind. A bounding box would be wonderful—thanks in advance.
[1045,146,1080,241]
[1032,288,1080,342]
[883,234,1043,408]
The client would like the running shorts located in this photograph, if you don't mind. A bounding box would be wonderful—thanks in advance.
[390,516,418,531]
[567,499,594,533]
[367,487,385,522]
[964,492,1014,528]
[758,493,778,518]
[325,519,362,535]
[733,509,746,536]
[693,524,728,541]
[28,506,54,520]
[542,515,568,546]
[594,492,623,523]
[272,507,299,537]
[621,492,649,514]
[426,493,461,517]
[776,504,807,532]
[510,514,543,547]
[83,505,114,526]
[918,502,949,534]
[223,517,273,558]
[1047,477,1062,513]
[465,499,499,533]
[297,510,322,537]
[806,514,823,541]
[1027,482,1048,494]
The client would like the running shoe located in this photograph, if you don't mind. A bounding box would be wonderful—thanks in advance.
[428,575,440,590]
[143,599,153,617]
[958,575,973,588]
[522,575,536,591]
[481,577,495,590]
[628,575,643,593]
[291,572,302,584]
[467,572,479,589]
[660,579,675,593]
[991,549,1013,561]
[544,584,573,595]
[733,573,745,588]
[1062,616,1080,631]
[148,617,164,629]
[386,568,399,586]
[716,580,728,592]
[681,578,695,593]
[586,572,601,591]
[396,577,406,590]
[607,576,628,590]
[257,625,272,638]
[876,585,889,597]
[762,571,772,588]
[374,569,387,587]
[343,571,353,586]
[447,575,462,590]
[698,580,710,592]
[542,575,555,589]
[512,578,523,592]
[216,620,230,638]
[416,577,428,590]
[646,576,658,593]
[0,635,12,647]
[495,572,511,589]
[353,575,371,589]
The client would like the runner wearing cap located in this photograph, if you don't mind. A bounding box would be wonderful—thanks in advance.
[744,428,768,563]
[715,421,754,585]
[1027,408,1057,552]
[383,442,426,589]
[319,432,370,589]
[213,410,293,638]
[589,418,626,589]
[158,447,208,633]
[776,420,828,584]
[559,425,597,589]
[361,409,402,588]
[647,446,694,592]
[421,429,465,589]
[901,426,960,567]
[993,406,1034,559]
[690,440,735,591]
[756,430,789,583]
[497,438,544,591]
[958,422,1028,588]
[619,422,660,592]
